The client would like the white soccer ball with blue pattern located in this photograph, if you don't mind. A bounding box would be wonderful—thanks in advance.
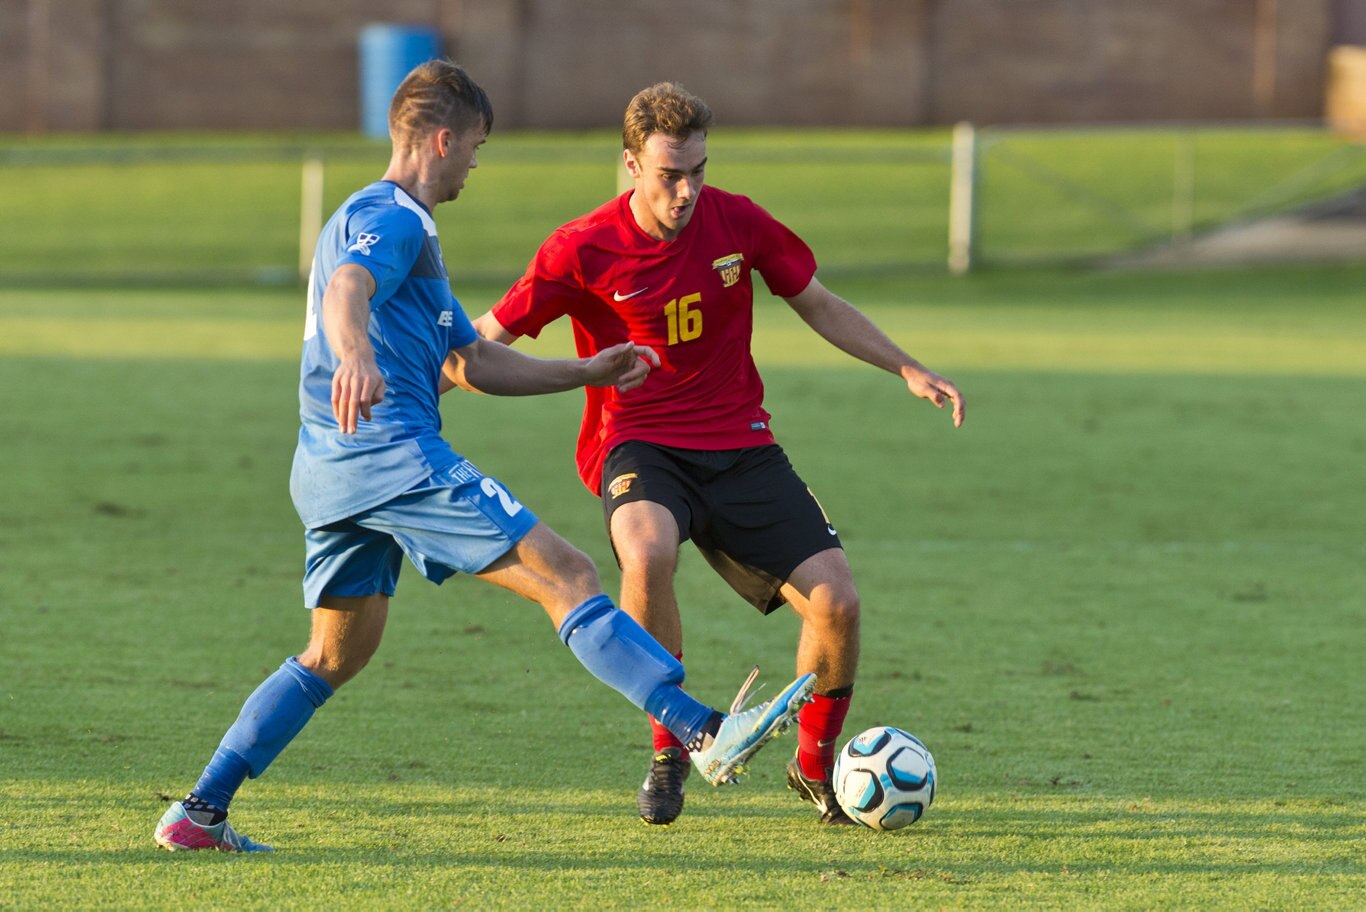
[832,726,937,830]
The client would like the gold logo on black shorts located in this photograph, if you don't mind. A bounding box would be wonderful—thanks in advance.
[608,473,638,499]
[712,253,744,288]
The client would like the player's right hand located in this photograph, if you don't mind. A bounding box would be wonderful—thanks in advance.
[332,359,386,434]
[589,341,661,393]
[903,363,965,428]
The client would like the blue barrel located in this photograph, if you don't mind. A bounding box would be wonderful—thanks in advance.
[358,24,443,139]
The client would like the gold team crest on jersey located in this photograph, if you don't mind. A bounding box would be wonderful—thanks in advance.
[712,253,744,288]
[608,473,638,499]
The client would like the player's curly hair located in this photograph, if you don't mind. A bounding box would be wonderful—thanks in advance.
[623,82,713,153]
[389,59,493,148]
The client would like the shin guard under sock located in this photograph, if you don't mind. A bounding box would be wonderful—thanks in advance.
[797,686,853,781]
[191,657,334,810]
[649,653,688,757]
[558,596,715,747]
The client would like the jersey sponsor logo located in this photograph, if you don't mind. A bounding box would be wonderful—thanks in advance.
[348,232,381,256]
[437,310,454,327]
[750,421,767,431]
[447,460,483,486]
[712,252,744,288]
[608,472,638,499]
[613,287,649,301]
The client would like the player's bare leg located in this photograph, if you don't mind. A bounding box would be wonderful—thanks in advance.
[608,502,695,823]
[780,547,861,824]
[297,594,391,688]
[610,500,684,652]
[782,548,860,691]
[477,519,802,790]
[474,521,603,625]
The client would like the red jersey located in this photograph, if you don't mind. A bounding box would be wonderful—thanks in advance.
[493,187,818,493]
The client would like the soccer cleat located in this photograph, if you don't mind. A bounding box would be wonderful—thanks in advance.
[154,801,274,853]
[786,755,858,825]
[637,747,691,826]
[691,667,816,786]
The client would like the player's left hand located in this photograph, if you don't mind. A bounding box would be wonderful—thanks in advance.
[903,363,965,427]
[586,341,661,392]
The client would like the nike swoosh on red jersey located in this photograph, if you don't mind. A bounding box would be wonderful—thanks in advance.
[612,288,648,301]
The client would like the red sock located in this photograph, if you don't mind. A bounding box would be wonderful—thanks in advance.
[797,687,852,781]
[649,652,688,758]
[650,714,687,756]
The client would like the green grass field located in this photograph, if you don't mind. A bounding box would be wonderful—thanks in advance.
[2,128,1365,908]
[2,263,1363,909]
[6,125,1366,282]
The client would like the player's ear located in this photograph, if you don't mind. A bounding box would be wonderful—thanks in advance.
[623,149,641,178]
[433,127,452,158]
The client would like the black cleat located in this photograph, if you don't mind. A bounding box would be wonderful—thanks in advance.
[786,756,858,826]
[637,747,691,826]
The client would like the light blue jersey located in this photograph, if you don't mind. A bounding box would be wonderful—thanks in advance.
[290,181,479,529]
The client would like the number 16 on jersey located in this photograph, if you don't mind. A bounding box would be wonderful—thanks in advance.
[664,294,702,345]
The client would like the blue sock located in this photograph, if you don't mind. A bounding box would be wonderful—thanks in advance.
[191,657,334,811]
[557,595,717,747]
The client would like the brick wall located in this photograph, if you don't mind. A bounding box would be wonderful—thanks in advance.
[0,0,1346,133]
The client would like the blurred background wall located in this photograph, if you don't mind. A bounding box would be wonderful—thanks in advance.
[6,0,1366,133]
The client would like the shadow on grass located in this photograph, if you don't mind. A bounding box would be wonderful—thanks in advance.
[7,790,1361,882]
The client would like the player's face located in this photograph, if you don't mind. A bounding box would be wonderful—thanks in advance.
[625,131,707,241]
[436,125,487,203]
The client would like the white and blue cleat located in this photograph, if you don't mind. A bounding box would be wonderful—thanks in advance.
[692,667,816,786]
[154,801,274,853]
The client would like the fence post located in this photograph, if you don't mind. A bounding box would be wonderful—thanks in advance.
[948,121,978,275]
[299,154,324,282]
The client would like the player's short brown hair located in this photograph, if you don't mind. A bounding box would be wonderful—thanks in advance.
[622,82,713,153]
[389,59,493,148]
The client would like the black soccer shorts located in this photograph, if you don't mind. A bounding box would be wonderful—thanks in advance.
[601,441,843,614]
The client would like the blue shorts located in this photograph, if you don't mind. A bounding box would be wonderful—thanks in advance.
[302,461,539,608]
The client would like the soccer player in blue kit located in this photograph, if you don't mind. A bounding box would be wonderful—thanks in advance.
[153,60,815,853]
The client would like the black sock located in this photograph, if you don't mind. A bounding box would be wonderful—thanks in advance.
[685,711,724,752]
[183,792,227,825]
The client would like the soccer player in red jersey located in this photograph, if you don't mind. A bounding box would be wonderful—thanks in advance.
[467,82,965,826]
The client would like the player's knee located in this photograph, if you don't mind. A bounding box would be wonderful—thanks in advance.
[297,641,380,689]
[610,509,679,570]
[815,584,861,632]
[564,547,602,596]
[615,534,678,580]
[297,654,367,689]
[542,538,601,601]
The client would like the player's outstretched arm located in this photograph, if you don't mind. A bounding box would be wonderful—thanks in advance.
[323,264,387,434]
[445,336,659,397]
[440,311,517,393]
[785,276,965,427]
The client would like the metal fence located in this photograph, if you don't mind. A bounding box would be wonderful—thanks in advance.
[962,122,1366,270]
[2,124,1362,288]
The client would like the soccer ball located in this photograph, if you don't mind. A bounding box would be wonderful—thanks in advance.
[832,726,937,830]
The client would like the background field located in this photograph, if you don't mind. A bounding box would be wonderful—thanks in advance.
[7,125,1366,283]
[1,131,1364,909]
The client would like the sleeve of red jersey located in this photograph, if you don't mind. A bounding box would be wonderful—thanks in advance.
[491,232,585,340]
[743,196,818,299]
